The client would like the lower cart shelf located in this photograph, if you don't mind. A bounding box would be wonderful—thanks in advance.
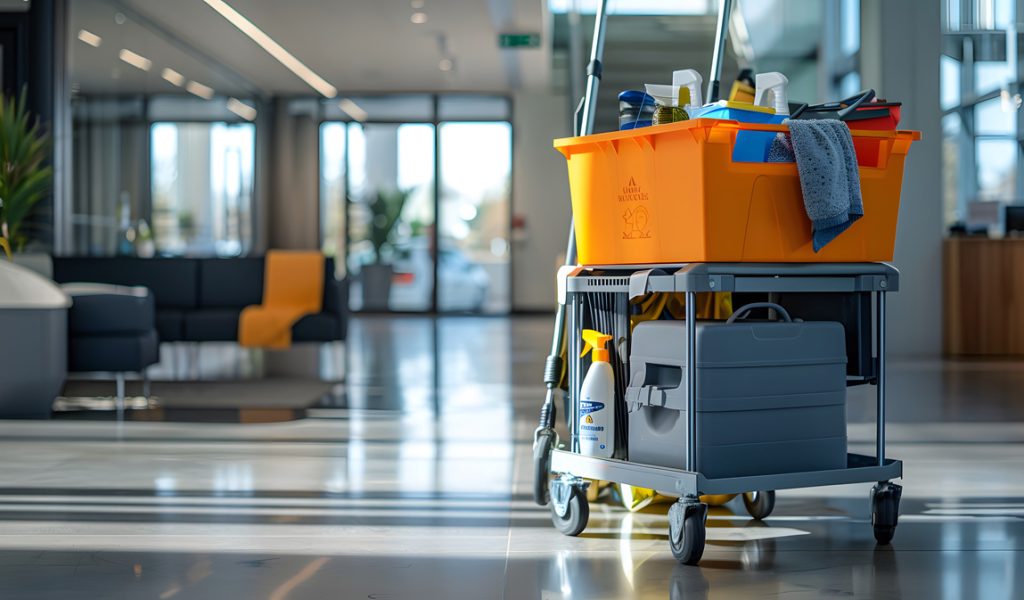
[550,450,902,497]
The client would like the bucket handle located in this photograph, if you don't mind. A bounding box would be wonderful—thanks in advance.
[726,302,792,324]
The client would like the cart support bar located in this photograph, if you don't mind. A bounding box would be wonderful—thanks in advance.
[876,292,887,466]
[686,291,697,472]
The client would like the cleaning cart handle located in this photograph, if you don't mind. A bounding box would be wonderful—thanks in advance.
[726,302,792,324]
[790,89,876,120]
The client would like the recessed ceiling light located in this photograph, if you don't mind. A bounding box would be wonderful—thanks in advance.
[438,57,453,72]
[411,0,424,8]
[114,12,126,25]
[77,29,102,47]
[226,98,257,121]
[203,0,337,98]
[161,68,185,87]
[411,11,428,24]
[118,49,152,72]
[185,80,215,100]
[338,98,368,122]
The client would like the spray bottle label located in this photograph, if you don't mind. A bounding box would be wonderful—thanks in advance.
[580,400,605,415]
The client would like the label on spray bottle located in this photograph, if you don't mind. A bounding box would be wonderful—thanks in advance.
[580,399,607,450]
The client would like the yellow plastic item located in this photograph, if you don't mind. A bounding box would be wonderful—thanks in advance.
[713,99,775,115]
[619,484,659,511]
[554,119,920,264]
[729,80,756,103]
[630,292,733,329]
[701,494,738,506]
[581,329,613,363]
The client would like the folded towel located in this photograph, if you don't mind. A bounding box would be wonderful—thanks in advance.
[767,119,863,252]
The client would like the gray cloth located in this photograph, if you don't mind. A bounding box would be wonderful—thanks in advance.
[767,120,863,252]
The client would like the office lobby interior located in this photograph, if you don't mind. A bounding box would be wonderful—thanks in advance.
[2,0,1024,598]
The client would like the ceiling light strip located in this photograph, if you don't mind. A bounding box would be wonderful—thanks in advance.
[203,0,337,98]
[186,80,215,100]
[161,68,186,87]
[118,49,152,72]
[77,29,102,47]
[227,98,258,121]
[338,98,367,122]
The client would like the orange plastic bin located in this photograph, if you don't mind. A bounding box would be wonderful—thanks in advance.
[554,119,920,264]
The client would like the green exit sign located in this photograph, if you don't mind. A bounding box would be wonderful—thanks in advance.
[499,33,540,48]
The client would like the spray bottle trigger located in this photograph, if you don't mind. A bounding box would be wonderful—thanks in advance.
[581,329,613,362]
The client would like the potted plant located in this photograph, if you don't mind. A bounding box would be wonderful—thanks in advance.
[360,188,409,310]
[0,89,52,258]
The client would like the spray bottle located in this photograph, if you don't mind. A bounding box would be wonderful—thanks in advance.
[579,329,615,458]
[644,84,691,125]
[672,68,704,115]
[754,72,791,116]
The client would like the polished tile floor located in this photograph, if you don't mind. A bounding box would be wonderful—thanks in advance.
[3,316,1024,599]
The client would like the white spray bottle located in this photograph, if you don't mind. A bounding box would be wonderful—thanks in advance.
[579,329,615,458]
[754,72,791,116]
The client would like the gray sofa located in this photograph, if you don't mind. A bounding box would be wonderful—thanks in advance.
[52,257,348,344]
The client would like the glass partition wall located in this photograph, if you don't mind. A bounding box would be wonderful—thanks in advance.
[319,95,512,314]
[71,96,256,257]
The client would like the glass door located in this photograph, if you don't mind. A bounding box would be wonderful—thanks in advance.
[437,122,512,313]
[345,122,436,312]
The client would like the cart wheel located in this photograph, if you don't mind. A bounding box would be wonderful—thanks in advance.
[550,478,589,536]
[532,429,556,506]
[870,481,902,545]
[668,499,708,565]
[742,490,776,520]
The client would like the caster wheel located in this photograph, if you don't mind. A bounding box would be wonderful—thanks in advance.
[743,490,776,520]
[870,481,902,545]
[668,500,708,565]
[532,429,555,506]
[550,480,589,536]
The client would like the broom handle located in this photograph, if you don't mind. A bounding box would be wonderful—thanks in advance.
[707,0,734,104]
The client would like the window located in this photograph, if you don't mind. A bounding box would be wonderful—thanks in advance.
[151,122,255,257]
[942,0,1022,226]
[318,94,512,314]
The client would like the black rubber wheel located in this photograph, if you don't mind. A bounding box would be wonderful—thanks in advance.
[669,501,708,565]
[550,484,589,536]
[870,481,902,545]
[743,490,776,520]
[532,430,555,506]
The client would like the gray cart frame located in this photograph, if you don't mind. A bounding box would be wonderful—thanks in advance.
[547,262,904,561]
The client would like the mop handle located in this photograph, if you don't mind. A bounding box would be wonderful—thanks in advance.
[566,0,608,265]
[707,0,734,105]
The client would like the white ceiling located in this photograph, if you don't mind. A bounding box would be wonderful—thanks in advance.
[69,0,552,97]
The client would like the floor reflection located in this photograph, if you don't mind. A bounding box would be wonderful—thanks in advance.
[1,316,1024,599]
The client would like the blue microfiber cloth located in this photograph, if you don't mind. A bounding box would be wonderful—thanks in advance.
[767,119,863,252]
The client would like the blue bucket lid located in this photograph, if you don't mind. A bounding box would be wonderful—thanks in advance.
[618,90,654,106]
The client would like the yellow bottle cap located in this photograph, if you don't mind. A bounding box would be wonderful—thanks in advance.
[581,329,613,363]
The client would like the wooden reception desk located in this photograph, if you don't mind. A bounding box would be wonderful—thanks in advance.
[944,237,1024,356]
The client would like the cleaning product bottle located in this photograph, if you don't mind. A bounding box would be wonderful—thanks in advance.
[672,69,704,116]
[643,84,690,125]
[754,72,790,116]
[579,329,615,458]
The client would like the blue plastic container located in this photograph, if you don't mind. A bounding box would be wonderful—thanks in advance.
[618,90,656,130]
[694,102,787,162]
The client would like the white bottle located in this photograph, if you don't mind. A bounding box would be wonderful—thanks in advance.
[754,72,790,116]
[579,329,615,458]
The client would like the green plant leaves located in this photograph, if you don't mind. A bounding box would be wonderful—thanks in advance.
[0,87,52,249]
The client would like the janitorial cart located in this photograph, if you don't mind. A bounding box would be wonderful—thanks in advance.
[532,0,920,565]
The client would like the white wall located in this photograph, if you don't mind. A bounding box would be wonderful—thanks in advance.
[511,90,573,312]
[861,0,944,357]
